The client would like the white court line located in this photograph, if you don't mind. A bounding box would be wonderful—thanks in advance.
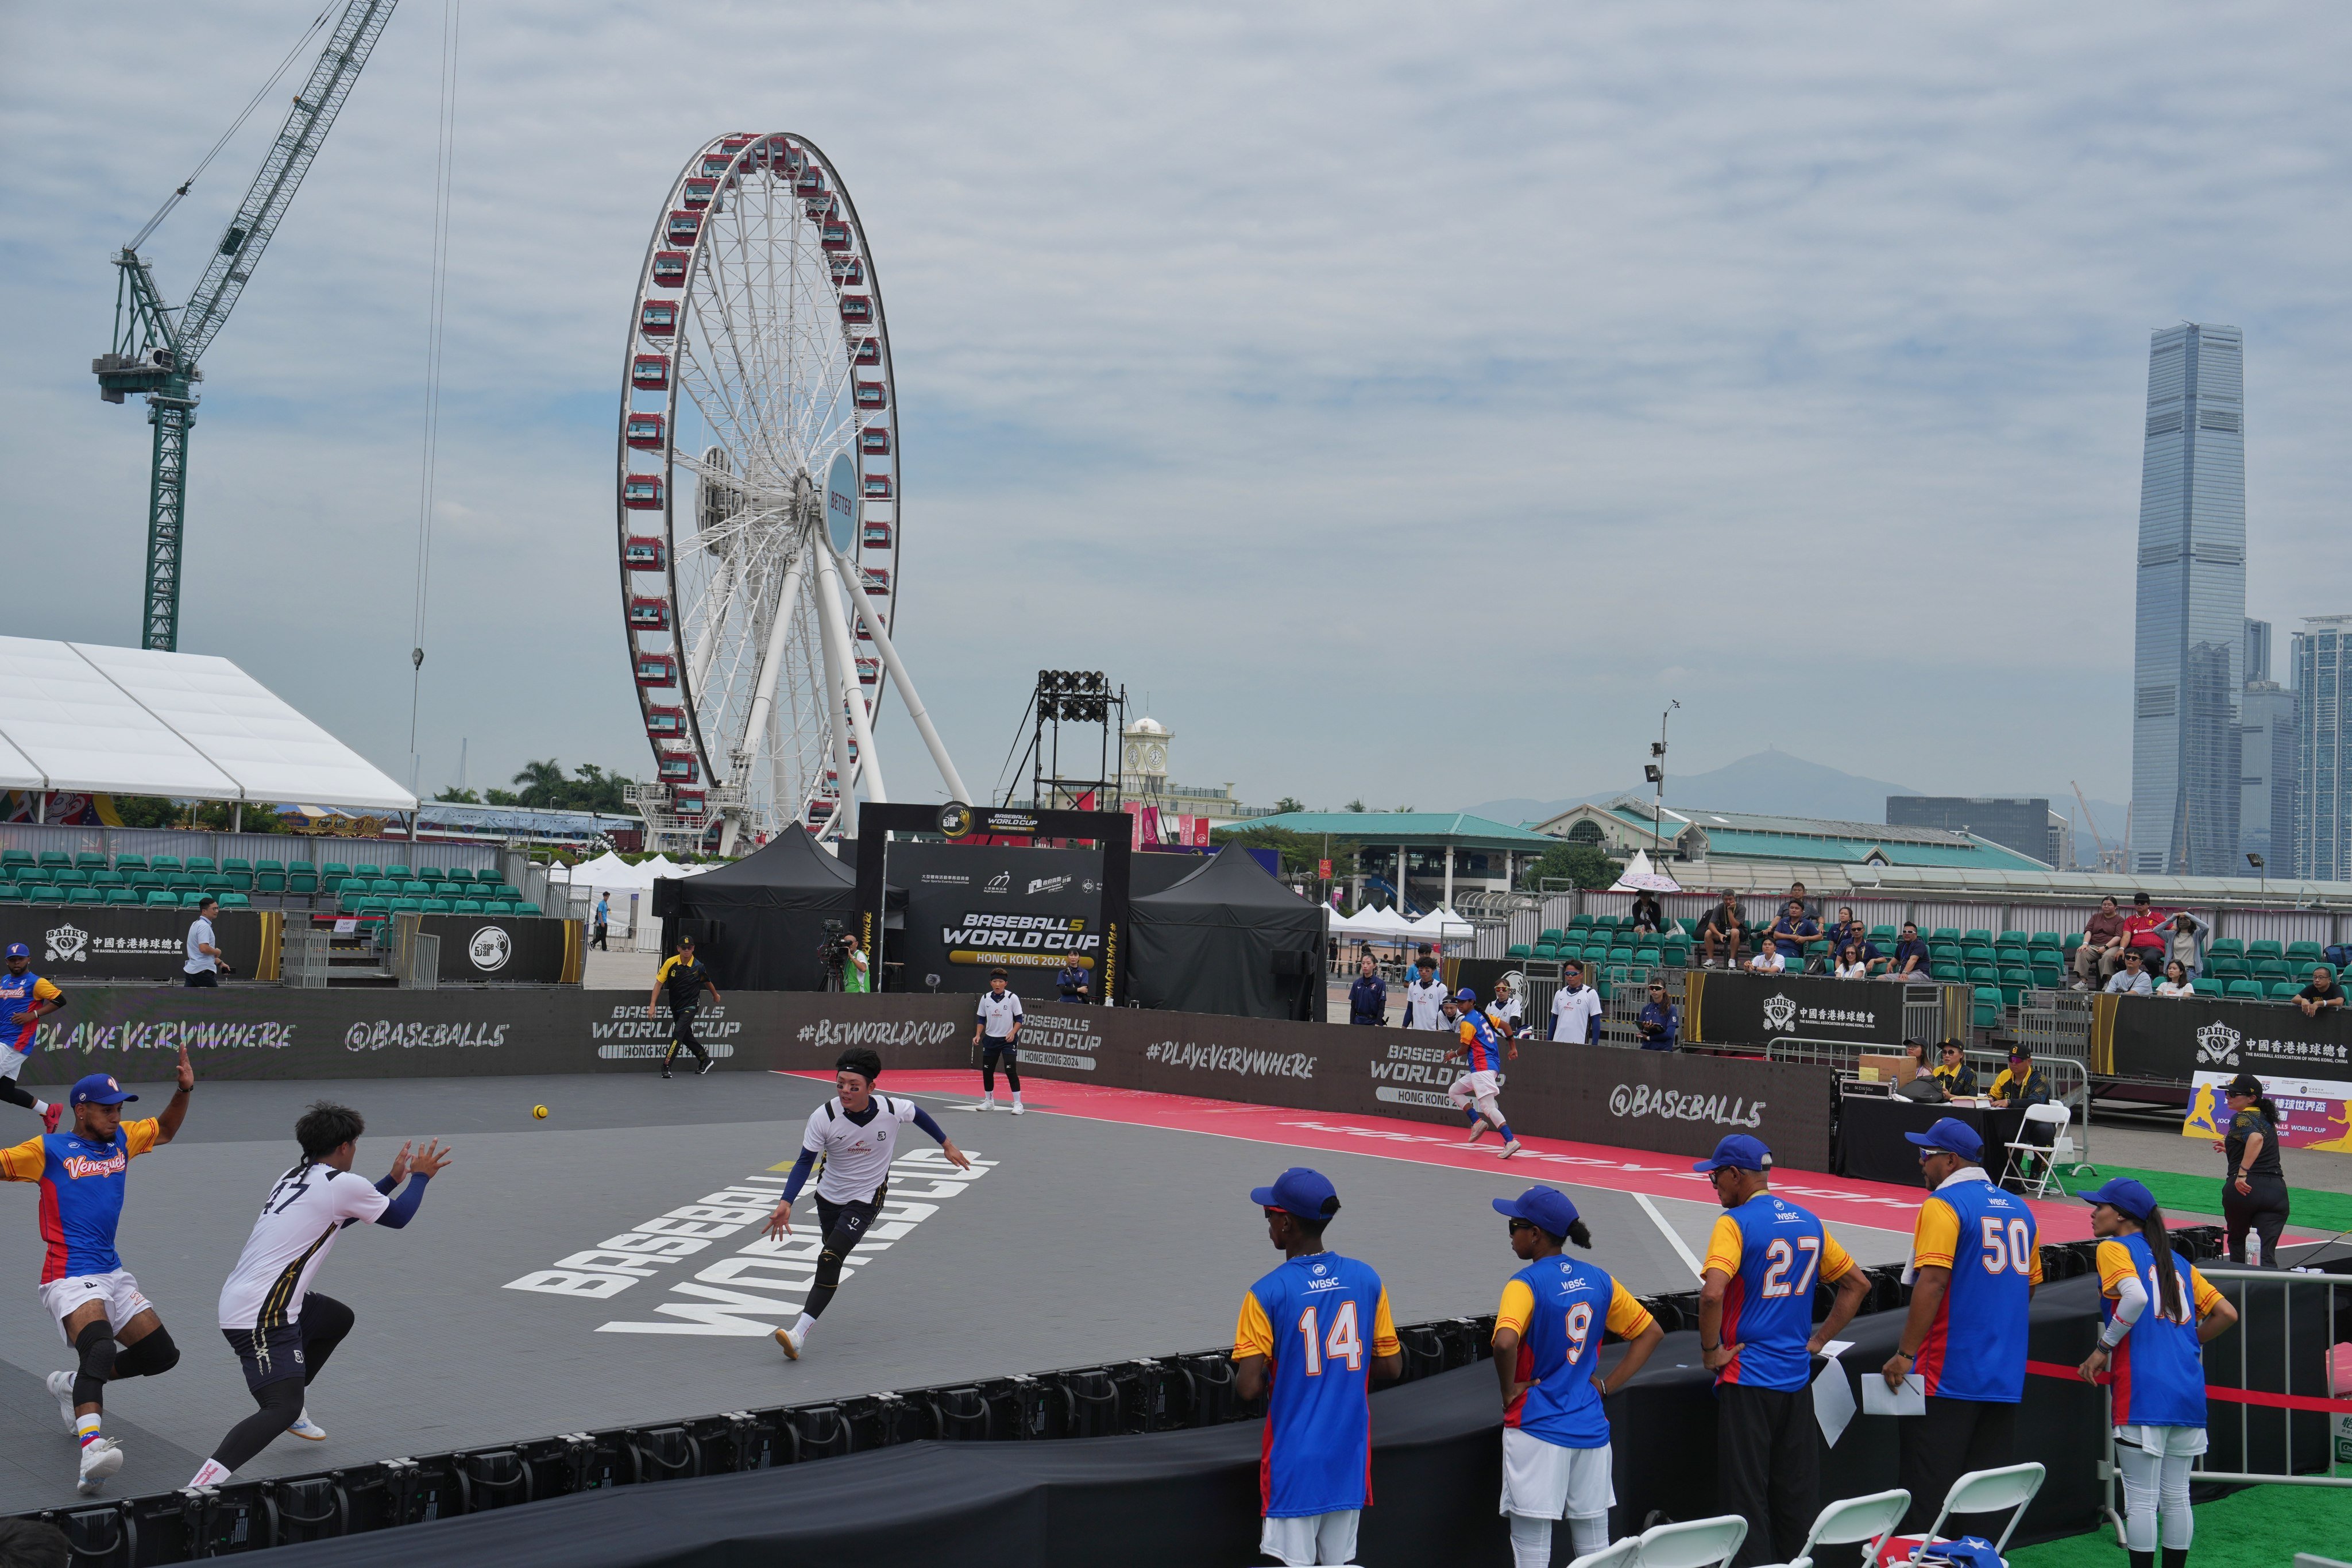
[1634,1192,1706,1278]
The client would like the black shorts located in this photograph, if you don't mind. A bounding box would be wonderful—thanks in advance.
[185,970,220,988]
[981,1038,1018,1065]
[814,1187,887,1249]
[224,1322,307,1392]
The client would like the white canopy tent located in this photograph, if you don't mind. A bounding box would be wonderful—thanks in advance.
[0,638,414,813]
[1411,906,1477,940]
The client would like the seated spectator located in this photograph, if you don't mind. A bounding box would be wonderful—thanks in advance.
[1882,920,1932,982]
[1627,891,1666,935]
[2073,895,2129,990]
[2123,893,2170,960]
[1989,1046,2052,1109]
[1699,893,1746,968]
[1745,941,1786,975]
[1636,980,1678,1050]
[2165,909,2213,979]
[2104,948,2154,995]
[1834,943,1870,980]
[1550,961,1602,1043]
[1898,1038,1930,1083]
[1824,905,1868,956]
[1930,1038,1978,1100]
[2297,965,2345,1018]
[1769,899,1821,971]
[2156,959,2196,998]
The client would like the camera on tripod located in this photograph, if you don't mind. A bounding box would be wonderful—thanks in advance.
[818,919,856,991]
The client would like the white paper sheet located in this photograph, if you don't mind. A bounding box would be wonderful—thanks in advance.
[1861,1370,1928,1417]
[1813,1360,1858,1446]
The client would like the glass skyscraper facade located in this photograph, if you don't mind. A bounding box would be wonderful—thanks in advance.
[2131,323,2246,876]
[2293,617,2351,880]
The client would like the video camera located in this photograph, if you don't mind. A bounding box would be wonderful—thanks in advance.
[818,919,857,990]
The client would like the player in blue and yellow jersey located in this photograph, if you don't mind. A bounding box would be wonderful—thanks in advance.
[2075,1178,2236,1568]
[1694,1134,1872,1568]
[1233,1167,1403,1566]
[0,1051,194,1495]
[0,943,67,1131]
[1884,1117,2042,1534]
[1490,1186,1664,1568]
[1442,989,1524,1159]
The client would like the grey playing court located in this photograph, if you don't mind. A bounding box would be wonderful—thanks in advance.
[0,1069,1914,1513]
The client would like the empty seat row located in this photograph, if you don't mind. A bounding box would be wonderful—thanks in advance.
[342,898,544,918]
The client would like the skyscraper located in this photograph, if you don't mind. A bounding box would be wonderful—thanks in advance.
[2293,617,2350,880]
[2130,323,2246,876]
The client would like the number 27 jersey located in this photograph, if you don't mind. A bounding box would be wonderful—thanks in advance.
[1233,1252,1401,1518]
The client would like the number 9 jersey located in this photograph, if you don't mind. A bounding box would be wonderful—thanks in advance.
[1908,1175,2041,1401]
[1496,1255,1656,1446]
[1233,1252,1401,1519]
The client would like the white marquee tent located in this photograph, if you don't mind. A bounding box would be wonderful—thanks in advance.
[0,638,414,812]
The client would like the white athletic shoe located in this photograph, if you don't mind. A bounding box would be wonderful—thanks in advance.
[287,1410,328,1442]
[1499,1140,1524,1159]
[1010,1102,1025,1115]
[773,1326,802,1361]
[76,1438,124,1494]
[1464,1119,1490,1145]
[976,1098,992,1112]
[47,1370,76,1432]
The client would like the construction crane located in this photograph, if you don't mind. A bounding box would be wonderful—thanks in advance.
[92,0,400,651]
[2070,779,2124,874]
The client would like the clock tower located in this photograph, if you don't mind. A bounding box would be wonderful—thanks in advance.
[1120,716,1170,801]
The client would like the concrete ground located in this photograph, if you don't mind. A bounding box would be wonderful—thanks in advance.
[0,1068,1912,1516]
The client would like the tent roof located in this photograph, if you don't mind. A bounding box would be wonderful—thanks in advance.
[0,638,415,811]
[1138,844,1320,915]
[1214,810,1554,851]
[687,825,856,891]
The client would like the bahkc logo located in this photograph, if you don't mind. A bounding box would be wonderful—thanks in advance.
[2195,1019,2242,1067]
[44,923,88,965]
[1761,992,1798,1034]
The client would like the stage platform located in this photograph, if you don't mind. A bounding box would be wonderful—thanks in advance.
[0,1066,2092,1515]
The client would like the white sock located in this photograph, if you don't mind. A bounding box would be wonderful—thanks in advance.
[188,1458,233,1488]
[1508,1513,1551,1568]
[1012,1092,1024,1106]
[32,1099,48,1115]
[791,1312,816,1343]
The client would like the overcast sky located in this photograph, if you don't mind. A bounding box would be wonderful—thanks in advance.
[5,2,2348,815]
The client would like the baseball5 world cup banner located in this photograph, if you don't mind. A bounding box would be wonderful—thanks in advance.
[889,843,1106,992]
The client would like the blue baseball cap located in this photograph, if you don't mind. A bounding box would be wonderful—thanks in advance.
[4,943,27,959]
[2079,1177,2158,1222]
[68,1074,138,1108]
[1904,1117,1983,1160]
[1250,1167,1341,1223]
[1455,988,1479,1003]
[1493,1185,1581,1238]
[1692,1134,1773,1173]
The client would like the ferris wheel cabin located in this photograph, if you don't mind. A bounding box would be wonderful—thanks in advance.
[634,652,675,686]
[622,474,663,509]
[829,256,864,287]
[862,519,892,549]
[623,535,666,570]
[853,380,887,410]
[856,656,880,685]
[639,300,677,337]
[860,568,890,596]
[625,413,665,449]
[819,219,852,252]
[631,354,669,391]
[681,179,717,210]
[666,211,700,245]
[628,597,669,631]
[852,337,881,366]
[859,426,890,455]
[644,706,685,737]
[838,295,872,326]
[795,167,826,202]
[672,790,706,818]
[861,474,891,500]
[651,252,688,287]
[658,752,700,783]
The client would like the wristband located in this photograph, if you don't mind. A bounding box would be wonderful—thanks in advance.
[1700,1342,1720,1353]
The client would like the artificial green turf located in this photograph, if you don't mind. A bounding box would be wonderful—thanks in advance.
[2009,1477,2352,1567]
[2053,1163,2352,1238]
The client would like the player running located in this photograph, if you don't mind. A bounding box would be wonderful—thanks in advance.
[764,1048,971,1361]
[1442,988,1523,1158]
[0,1052,194,1494]
[1233,1167,1403,1567]
[1490,1186,1665,1568]
[185,1103,450,1488]
[0,943,67,1131]
[972,968,1024,1113]
[648,935,721,1079]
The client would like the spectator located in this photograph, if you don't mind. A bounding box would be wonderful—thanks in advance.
[0,1518,70,1568]
[1931,1040,1978,1100]
[1785,880,1816,919]
[1056,956,1091,1005]
[2073,896,2129,990]
[1628,892,1666,935]
[1883,921,1932,982]
[1401,958,1448,1029]
[1486,979,1523,1040]
[1824,905,1868,956]
[1551,962,1602,1044]
[2297,965,2345,1018]
[183,895,231,987]
[1898,1038,1930,1084]
[1831,944,1867,980]
[1745,942,1786,976]
[2105,949,2154,996]
[592,893,611,951]
[1768,900,1821,971]
[1637,980,1678,1050]
[2156,959,2196,998]
[2164,910,2212,979]
[2123,893,2170,960]
[1346,957,1387,1026]
[1989,1046,2051,1110]
[1700,893,1747,969]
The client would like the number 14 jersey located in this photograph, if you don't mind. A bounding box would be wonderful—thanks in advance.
[1233,1252,1401,1518]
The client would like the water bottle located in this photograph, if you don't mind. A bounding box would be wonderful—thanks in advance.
[2245,1231,2262,1268]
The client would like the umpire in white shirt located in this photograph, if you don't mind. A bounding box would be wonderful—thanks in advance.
[183,897,233,988]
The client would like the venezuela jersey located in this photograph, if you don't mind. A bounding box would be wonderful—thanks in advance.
[0,1119,163,1282]
[2098,1233,2220,1428]
[1702,1192,1856,1392]
[1909,1173,2041,1401]
[1456,1010,1506,1073]
[0,971,60,1056]
[1495,1254,1655,1447]
[1233,1252,1401,1517]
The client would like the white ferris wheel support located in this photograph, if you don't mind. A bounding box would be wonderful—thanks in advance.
[839,538,972,809]
[809,528,887,836]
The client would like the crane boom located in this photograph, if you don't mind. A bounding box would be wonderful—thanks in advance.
[92,0,400,650]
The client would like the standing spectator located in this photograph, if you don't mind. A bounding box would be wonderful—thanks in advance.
[1745,942,1786,976]
[2296,965,2345,1017]
[1401,959,1448,1030]
[1700,894,1747,968]
[1550,962,1601,1044]
[1627,892,1666,936]
[183,896,231,988]
[2162,911,2212,980]
[1768,900,1821,971]
[592,893,611,951]
[1486,980,1523,1040]
[2156,960,2197,998]
[1694,1135,1872,1568]
[2106,949,2154,996]
[1055,957,1091,1006]
[1345,957,1385,1026]
[1884,1118,2041,1536]
[2073,897,2129,990]
[1636,980,1678,1049]
[1883,921,1933,982]
[2123,893,2170,961]
[1785,881,1816,919]
[2212,1073,2288,1266]
[1931,1040,1978,1100]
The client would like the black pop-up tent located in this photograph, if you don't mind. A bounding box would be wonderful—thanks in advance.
[656,825,897,990]
[1130,847,1328,1021]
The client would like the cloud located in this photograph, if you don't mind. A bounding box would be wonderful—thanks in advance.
[3,1,2347,814]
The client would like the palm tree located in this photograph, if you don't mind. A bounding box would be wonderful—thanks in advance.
[511,758,567,808]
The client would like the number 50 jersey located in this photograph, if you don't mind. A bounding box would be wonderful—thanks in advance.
[1909,1176,2041,1401]
[1232,1252,1401,1518]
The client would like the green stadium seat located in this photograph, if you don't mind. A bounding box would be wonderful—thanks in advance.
[513,901,543,917]
[75,852,107,870]
[1635,947,1663,966]
[397,880,430,898]
[255,858,285,876]
[1567,914,1594,929]
[2206,938,2245,959]
[65,887,102,905]
[37,851,69,870]
[322,862,353,880]
[1538,926,1565,944]
[1962,928,1993,945]
[453,899,484,914]
[2206,955,2247,978]
[1961,946,1994,969]
[2270,981,2302,1001]
[2062,932,2085,953]
[88,870,123,889]
[394,898,426,914]
[0,850,29,868]
[113,854,146,874]
[418,898,450,913]
[1505,944,1532,959]
[13,867,49,886]
[2252,959,2289,982]
[384,864,413,882]
[2029,932,2063,950]
[2032,963,2064,990]
[185,856,217,874]
[144,891,177,907]
[1530,944,1559,961]
[1967,964,1999,987]
[1972,987,2002,1029]
[1996,929,2027,947]
[51,870,87,887]
[2247,940,2284,960]
[1998,967,2032,1005]
[1868,925,1898,943]
[492,884,523,903]
[217,893,251,910]
[2224,980,2265,1000]
[1662,943,1690,967]
[1931,928,1961,944]
[353,863,384,881]
[286,867,319,891]
[126,871,164,893]
[27,887,63,905]
[254,870,285,893]
[2286,941,2326,965]
[103,889,140,906]
[150,856,183,874]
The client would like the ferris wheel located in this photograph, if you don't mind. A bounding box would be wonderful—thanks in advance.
[616,132,970,852]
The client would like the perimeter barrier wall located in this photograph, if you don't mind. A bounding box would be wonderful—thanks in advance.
[4,991,1839,1169]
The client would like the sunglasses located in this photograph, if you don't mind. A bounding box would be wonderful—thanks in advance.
[1507,1218,1536,1235]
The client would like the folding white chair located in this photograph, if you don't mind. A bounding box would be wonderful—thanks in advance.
[2003,1103,2072,1197]
[1752,1487,1911,1568]
[1635,1513,1749,1568]
[1566,1538,1642,1568]
[1911,1462,2045,1557]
